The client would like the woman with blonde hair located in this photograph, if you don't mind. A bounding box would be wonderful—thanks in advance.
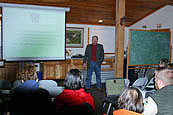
[113,87,144,115]
[17,64,39,89]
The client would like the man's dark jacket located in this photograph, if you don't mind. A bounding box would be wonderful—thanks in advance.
[83,44,104,68]
[150,85,173,115]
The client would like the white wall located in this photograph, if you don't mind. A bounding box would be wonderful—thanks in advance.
[125,5,173,62]
[130,5,173,30]
[66,24,116,55]
[89,26,115,53]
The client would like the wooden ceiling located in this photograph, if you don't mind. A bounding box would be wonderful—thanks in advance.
[0,0,173,26]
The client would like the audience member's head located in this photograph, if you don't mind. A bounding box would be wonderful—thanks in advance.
[159,58,169,67]
[64,69,84,90]
[16,64,39,90]
[117,87,144,113]
[155,67,173,90]
[19,64,38,82]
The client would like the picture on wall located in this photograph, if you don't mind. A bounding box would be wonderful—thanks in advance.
[66,27,84,48]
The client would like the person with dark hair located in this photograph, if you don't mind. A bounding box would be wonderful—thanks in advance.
[83,35,104,90]
[55,69,95,113]
[159,58,169,67]
[113,87,144,115]
[143,67,173,115]
[64,69,85,90]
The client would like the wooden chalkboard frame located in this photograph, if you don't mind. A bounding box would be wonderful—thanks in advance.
[126,29,171,78]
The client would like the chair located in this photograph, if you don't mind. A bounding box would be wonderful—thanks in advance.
[0,80,11,90]
[105,78,125,97]
[0,80,11,113]
[141,77,156,98]
[43,87,64,97]
[132,77,148,90]
[38,80,58,87]
[38,80,64,97]
[145,77,155,89]
[124,79,130,87]
[103,78,125,115]
[10,88,55,115]
[12,80,22,89]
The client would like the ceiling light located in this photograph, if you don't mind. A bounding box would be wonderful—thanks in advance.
[98,19,103,23]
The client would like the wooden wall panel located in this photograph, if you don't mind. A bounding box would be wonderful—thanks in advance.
[0,62,19,82]
[44,64,56,79]
[42,58,115,79]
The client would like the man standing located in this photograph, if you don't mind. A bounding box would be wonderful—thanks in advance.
[83,35,104,90]
[143,67,173,115]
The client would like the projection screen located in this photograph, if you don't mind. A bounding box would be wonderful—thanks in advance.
[1,3,69,61]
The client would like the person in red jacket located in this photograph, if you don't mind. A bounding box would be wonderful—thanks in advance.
[56,69,95,112]
[113,87,144,115]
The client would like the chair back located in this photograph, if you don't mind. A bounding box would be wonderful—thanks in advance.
[0,80,11,90]
[44,87,64,97]
[145,77,155,89]
[146,77,154,86]
[38,80,58,88]
[124,79,130,87]
[10,88,54,114]
[132,77,148,89]
[105,78,125,97]
[12,80,22,89]
[38,80,64,97]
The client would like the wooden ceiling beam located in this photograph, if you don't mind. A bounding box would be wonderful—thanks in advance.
[0,0,172,26]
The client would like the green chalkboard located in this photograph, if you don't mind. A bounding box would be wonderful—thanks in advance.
[129,30,170,65]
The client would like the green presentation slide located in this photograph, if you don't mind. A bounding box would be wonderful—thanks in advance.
[3,7,66,61]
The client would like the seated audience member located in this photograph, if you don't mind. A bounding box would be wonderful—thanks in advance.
[147,58,169,89]
[10,64,55,114]
[56,69,95,114]
[16,64,39,90]
[143,67,173,115]
[113,87,144,115]
[159,58,169,67]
